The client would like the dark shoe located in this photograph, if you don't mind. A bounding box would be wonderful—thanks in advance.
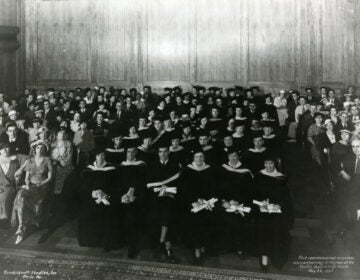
[0,219,9,229]
[128,247,139,259]
[259,258,269,273]
[237,251,247,260]
[165,248,178,263]
[153,243,166,259]
[193,256,203,266]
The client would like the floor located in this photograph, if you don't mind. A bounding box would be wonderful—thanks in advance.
[0,142,359,280]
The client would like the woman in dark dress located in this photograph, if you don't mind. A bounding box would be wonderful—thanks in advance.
[77,147,117,250]
[180,149,217,265]
[254,158,294,272]
[316,119,339,193]
[216,148,254,257]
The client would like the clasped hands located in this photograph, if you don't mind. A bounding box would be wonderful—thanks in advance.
[121,187,136,204]
[92,189,110,205]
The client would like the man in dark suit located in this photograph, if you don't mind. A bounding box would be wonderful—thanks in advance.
[42,100,57,129]
[335,111,350,133]
[337,138,360,234]
[0,121,30,155]
[78,99,92,121]
[110,101,129,136]
[327,90,341,110]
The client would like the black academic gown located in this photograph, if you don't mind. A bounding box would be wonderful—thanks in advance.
[254,172,294,269]
[169,146,188,166]
[117,160,147,249]
[137,146,157,166]
[216,163,254,252]
[179,164,217,248]
[245,148,270,173]
[105,147,125,165]
[78,163,118,249]
[146,159,181,245]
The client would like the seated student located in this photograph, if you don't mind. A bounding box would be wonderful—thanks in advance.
[0,122,30,156]
[232,121,250,152]
[253,157,294,272]
[117,145,147,258]
[262,122,282,159]
[105,133,125,165]
[195,116,209,137]
[137,129,157,165]
[216,133,237,165]
[216,148,254,258]
[77,147,117,250]
[180,122,197,152]
[90,112,109,148]
[195,132,217,166]
[150,117,168,150]
[122,124,141,148]
[245,134,269,173]
[169,132,187,166]
[28,118,41,143]
[12,140,53,245]
[73,119,95,168]
[146,145,181,262]
[179,148,217,265]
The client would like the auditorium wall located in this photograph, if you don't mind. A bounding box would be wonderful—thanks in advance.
[0,0,20,96]
[17,0,360,95]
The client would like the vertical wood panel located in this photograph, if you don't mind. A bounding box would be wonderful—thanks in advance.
[37,0,65,81]
[143,0,191,82]
[248,0,296,83]
[196,0,242,82]
[321,0,344,83]
[0,0,18,25]
[62,0,90,81]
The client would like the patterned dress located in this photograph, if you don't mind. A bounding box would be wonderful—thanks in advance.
[11,157,53,228]
[51,141,74,194]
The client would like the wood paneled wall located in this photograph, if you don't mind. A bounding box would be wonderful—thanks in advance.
[19,0,360,94]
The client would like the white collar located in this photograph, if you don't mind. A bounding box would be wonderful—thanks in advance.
[160,159,169,165]
[227,161,241,168]
[249,147,266,153]
[120,160,145,166]
[260,168,284,178]
[202,145,213,151]
[263,134,276,139]
[232,133,244,138]
[87,161,115,171]
[169,146,184,152]
[106,147,124,153]
[187,162,210,171]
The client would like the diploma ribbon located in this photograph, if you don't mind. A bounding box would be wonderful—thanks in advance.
[223,200,251,216]
[153,186,177,197]
[121,187,136,204]
[92,190,110,206]
[191,198,218,213]
[253,199,282,213]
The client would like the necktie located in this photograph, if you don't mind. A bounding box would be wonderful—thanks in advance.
[301,106,305,114]
[355,157,360,175]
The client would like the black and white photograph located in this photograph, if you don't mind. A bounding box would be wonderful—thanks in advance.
[0,0,359,279]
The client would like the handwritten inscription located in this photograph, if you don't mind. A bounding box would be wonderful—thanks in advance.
[294,255,355,274]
